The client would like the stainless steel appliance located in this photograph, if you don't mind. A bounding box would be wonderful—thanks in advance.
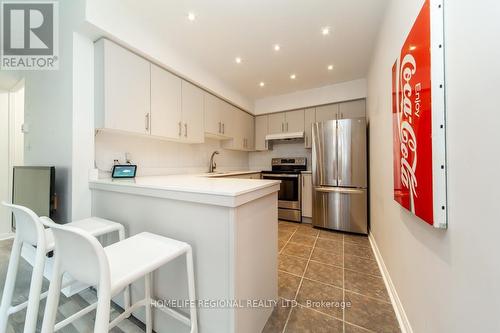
[312,119,368,234]
[262,157,307,222]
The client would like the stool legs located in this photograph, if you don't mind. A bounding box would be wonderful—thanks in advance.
[23,244,47,333]
[145,273,152,333]
[186,247,198,333]
[40,258,63,333]
[94,285,111,333]
[0,237,22,332]
[118,226,131,315]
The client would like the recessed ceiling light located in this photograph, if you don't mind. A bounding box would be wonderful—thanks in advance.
[274,44,281,51]
[259,82,265,87]
[235,57,242,64]
[290,74,296,80]
[409,45,417,51]
[187,12,196,21]
[327,65,334,71]
[321,26,330,35]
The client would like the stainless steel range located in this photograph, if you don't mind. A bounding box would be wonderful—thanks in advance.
[261,157,307,222]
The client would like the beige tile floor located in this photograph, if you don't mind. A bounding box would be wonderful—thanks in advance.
[263,221,400,333]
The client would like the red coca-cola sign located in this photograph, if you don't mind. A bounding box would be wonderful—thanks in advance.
[392,0,440,226]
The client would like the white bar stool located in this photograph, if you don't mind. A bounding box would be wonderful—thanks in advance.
[0,202,128,333]
[40,220,198,333]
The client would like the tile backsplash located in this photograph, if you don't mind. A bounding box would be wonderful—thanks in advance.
[95,131,249,177]
[248,141,312,171]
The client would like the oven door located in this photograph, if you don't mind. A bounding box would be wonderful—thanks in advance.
[261,173,301,210]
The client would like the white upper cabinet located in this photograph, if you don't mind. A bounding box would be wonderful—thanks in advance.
[205,93,229,137]
[304,108,315,148]
[222,107,255,151]
[244,112,255,150]
[315,104,339,122]
[150,64,182,139]
[268,112,285,134]
[181,81,204,143]
[255,115,268,151]
[285,109,305,132]
[338,99,366,119]
[95,39,151,135]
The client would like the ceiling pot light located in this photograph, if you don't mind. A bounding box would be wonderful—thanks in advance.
[321,26,330,35]
[235,57,242,64]
[273,44,281,51]
[187,12,196,21]
[327,65,334,71]
[290,74,296,80]
[259,82,265,87]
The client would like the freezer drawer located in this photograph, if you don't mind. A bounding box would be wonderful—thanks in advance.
[312,187,367,234]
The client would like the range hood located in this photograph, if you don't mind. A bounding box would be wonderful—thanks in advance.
[265,131,304,141]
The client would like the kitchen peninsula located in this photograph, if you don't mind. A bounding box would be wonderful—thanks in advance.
[89,175,280,333]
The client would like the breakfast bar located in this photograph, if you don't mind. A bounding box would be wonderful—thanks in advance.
[89,175,280,333]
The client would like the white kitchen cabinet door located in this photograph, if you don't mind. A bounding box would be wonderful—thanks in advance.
[285,109,304,132]
[150,64,182,139]
[304,108,315,148]
[244,112,255,150]
[204,93,224,136]
[339,99,366,119]
[95,39,151,135]
[181,80,204,143]
[315,104,339,122]
[255,115,268,151]
[222,105,244,150]
[268,112,285,134]
[302,173,313,218]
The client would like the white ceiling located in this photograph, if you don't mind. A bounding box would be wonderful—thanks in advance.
[121,0,388,101]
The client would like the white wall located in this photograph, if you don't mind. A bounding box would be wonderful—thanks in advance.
[367,1,500,332]
[95,132,249,177]
[84,0,253,112]
[0,91,10,236]
[248,142,311,171]
[254,79,367,114]
[21,0,86,222]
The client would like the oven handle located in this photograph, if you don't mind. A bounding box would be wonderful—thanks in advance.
[262,173,300,178]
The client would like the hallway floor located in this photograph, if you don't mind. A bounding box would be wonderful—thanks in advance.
[263,221,400,333]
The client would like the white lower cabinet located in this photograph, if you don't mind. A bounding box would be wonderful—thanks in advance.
[301,173,312,218]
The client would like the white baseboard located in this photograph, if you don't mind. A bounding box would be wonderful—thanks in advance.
[369,233,413,333]
[0,232,14,241]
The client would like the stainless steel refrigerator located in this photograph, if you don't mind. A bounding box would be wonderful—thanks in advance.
[311,119,368,234]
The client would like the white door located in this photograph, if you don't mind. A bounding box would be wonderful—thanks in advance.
[339,99,366,119]
[204,93,223,136]
[302,173,313,218]
[304,108,315,148]
[315,104,338,122]
[285,109,304,132]
[99,39,151,135]
[255,115,268,151]
[268,112,285,134]
[181,81,204,143]
[150,64,182,139]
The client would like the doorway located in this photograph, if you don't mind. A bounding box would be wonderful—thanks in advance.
[0,79,25,238]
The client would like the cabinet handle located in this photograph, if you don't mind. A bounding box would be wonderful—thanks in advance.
[286,122,289,131]
[178,122,182,137]
[302,175,304,187]
[145,114,150,132]
[281,123,284,132]
[218,121,221,133]
[222,123,225,134]
[305,136,307,147]
[184,123,188,137]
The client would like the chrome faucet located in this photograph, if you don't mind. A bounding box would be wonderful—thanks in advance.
[209,151,220,173]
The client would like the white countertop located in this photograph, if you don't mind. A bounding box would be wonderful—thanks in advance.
[89,174,280,207]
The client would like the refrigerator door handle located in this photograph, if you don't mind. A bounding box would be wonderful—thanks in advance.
[315,187,365,194]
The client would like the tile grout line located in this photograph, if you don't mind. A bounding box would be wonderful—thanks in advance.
[342,233,346,333]
[281,227,320,333]
[277,269,393,305]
